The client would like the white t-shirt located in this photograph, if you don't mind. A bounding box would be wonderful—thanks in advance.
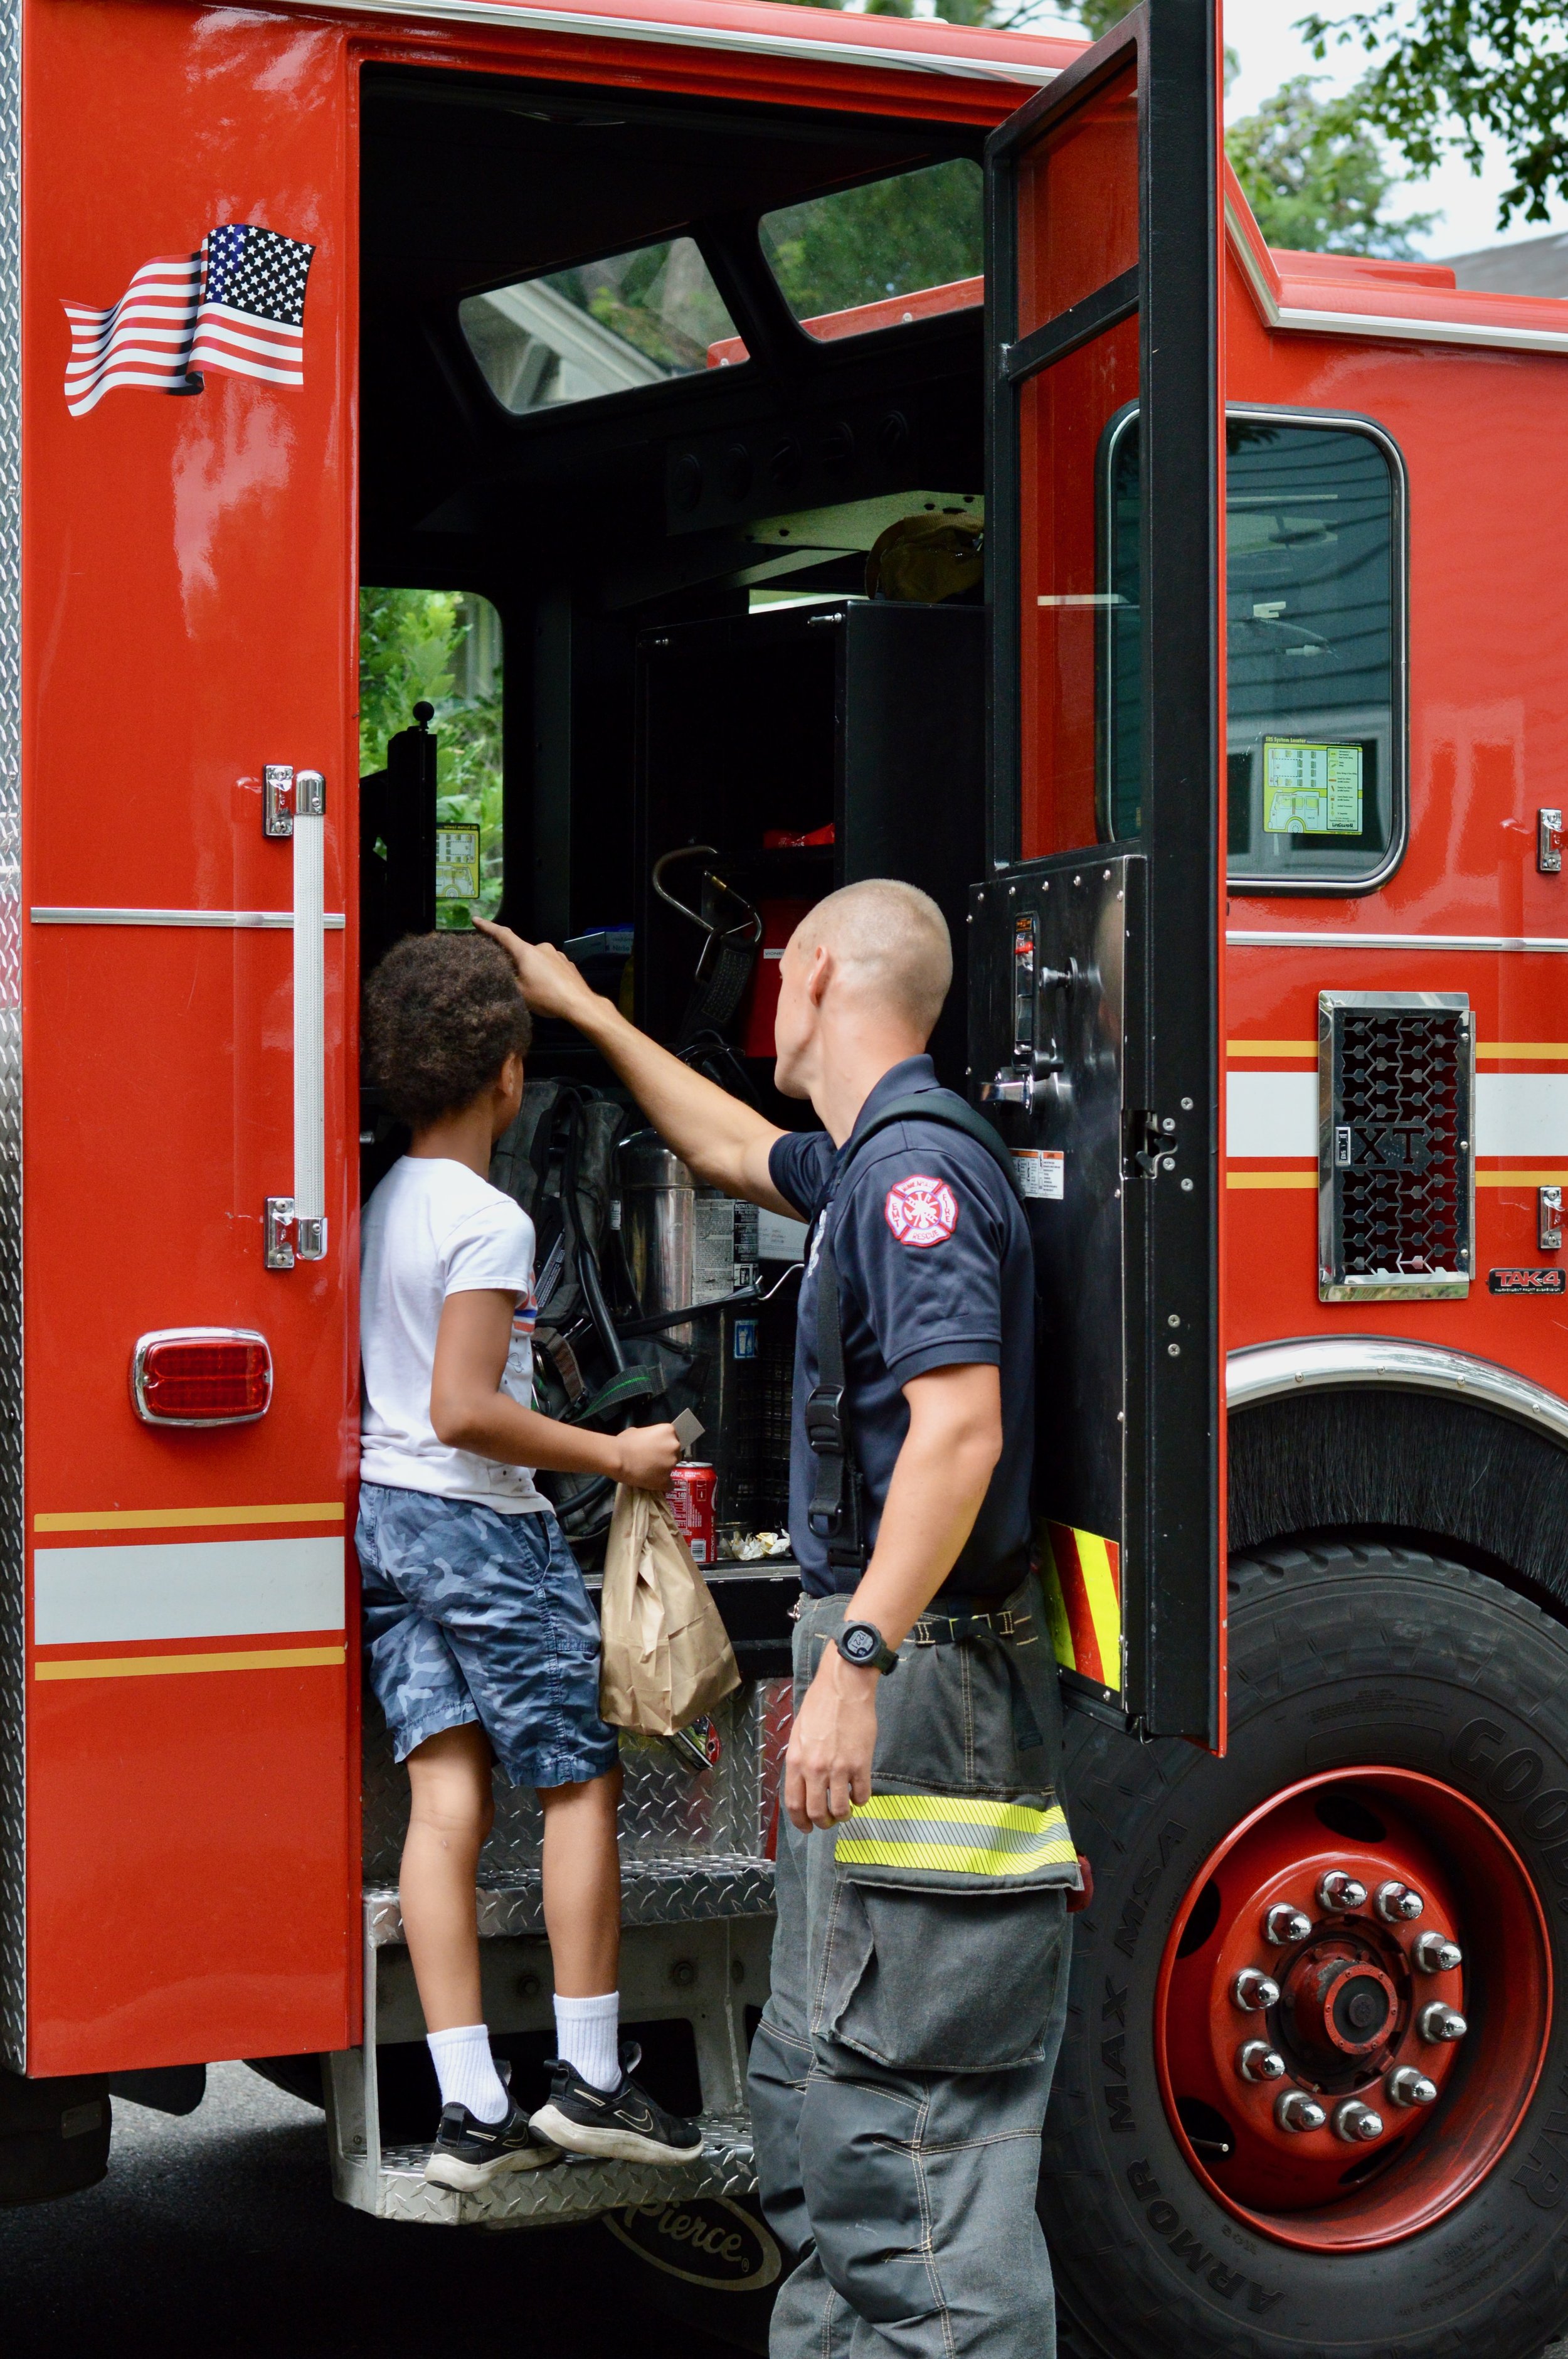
[359,1156,549,1513]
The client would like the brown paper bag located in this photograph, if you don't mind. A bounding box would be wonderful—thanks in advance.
[598,1484,741,1735]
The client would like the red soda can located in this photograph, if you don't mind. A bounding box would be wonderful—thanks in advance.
[669,1462,717,1567]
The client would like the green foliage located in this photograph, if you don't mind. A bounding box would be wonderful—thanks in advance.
[1073,0,1130,34]
[359,587,504,925]
[760,160,983,321]
[1227,75,1438,256]
[1300,0,1568,231]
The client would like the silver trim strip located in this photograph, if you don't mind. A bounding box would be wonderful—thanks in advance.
[1227,1336,1568,1450]
[31,907,347,930]
[1226,193,1568,358]
[1228,930,1568,955]
[267,0,1061,84]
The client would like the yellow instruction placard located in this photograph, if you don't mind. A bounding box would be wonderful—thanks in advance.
[1263,738,1362,836]
[435,824,481,903]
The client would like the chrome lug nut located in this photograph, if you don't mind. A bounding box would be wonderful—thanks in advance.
[1232,1968,1281,2012]
[1316,1870,1369,1911]
[1237,2040,1286,2083]
[1374,1879,1424,1924]
[1412,1931,1463,1974]
[1264,1904,1313,1946]
[1333,2099,1385,2143]
[1387,2067,1438,2108]
[1419,2002,1468,2043]
[1276,2090,1327,2134]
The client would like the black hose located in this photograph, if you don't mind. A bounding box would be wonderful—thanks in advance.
[561,1095,627,1375]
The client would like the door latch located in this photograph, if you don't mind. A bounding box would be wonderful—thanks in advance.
[266,1196,327,1270]
[1540,1185,1563,1252]
[1126,1110,1177,1178]
[1540,809,1564,875]
[263,764,326,838]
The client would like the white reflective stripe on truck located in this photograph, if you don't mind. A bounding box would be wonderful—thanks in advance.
[32,1535,346,1646]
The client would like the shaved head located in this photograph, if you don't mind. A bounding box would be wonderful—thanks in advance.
[790,880,952,1040]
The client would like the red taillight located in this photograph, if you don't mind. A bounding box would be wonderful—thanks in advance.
[131,1330,272,1426]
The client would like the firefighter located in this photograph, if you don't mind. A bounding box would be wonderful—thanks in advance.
[480,882,1079,2359]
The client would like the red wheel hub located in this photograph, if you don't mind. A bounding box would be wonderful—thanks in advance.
[1154,1769,1550,2249]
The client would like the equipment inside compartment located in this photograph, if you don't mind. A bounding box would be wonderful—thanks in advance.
[356,65,991,1565]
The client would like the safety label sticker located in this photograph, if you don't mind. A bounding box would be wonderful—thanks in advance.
[884,1176,958,1247]
[1488,1266,1567,1294]
[1014,1149,1064,1201]
[435,826,480,903]
[1263,737,1363,836]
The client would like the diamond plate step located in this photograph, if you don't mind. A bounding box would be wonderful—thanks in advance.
[343,2116,756,2227]
[365,1855,775,1946]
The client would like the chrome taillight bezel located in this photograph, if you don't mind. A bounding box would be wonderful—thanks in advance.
[130,1328,273,1427]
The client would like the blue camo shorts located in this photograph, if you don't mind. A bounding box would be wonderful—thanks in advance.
[356,1481,620,1789]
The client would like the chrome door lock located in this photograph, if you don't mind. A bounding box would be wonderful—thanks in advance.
[263,764,326,838]
[266,1197,327,1270]
[1540,1185,1563,1252]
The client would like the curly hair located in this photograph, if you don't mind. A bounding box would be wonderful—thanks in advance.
[363,933,532,1130]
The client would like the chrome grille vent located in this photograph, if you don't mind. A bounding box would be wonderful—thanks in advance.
[1319,992,1473,1301]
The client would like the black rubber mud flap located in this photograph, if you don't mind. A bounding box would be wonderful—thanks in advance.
[1044,1541,1568,2359]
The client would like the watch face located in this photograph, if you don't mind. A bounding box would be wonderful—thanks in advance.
[842,1624,879,1663]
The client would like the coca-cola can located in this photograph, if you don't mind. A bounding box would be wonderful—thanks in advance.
[669,1462,717,1567]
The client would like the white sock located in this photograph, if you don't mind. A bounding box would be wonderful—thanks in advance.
[554,1991,621,2092]
[426,2023,508,2123]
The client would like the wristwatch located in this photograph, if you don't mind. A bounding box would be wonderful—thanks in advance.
[835,1619,900,1675]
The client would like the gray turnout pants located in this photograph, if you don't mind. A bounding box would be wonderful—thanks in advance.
[749,1586,1075,2359]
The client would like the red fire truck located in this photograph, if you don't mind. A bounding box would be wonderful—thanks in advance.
[6,0,1568,2350]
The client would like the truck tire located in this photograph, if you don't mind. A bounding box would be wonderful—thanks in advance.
[1043,1538,1568,2359]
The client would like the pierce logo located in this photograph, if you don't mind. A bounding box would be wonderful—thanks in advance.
[607,2195,782,2291]
[884,1176,958,1247]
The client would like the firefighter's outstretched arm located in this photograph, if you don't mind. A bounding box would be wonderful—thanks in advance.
[784,1361,1004,1833]
[476,920,794,1214]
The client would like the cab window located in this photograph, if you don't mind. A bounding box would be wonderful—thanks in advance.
[758,159,983,339]
[359,588,503,927]
[459,238,741,416]
[1100,409,1406,891]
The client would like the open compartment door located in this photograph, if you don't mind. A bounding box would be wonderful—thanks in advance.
[972,1,1225,1745]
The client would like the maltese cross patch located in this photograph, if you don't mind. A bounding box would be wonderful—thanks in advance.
[884,1175,959,1248]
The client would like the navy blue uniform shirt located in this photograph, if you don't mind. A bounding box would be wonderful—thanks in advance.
[768,1055,1036,1601]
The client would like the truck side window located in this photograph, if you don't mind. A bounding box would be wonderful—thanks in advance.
[359,588,503,929]
[1099,408,1406,892]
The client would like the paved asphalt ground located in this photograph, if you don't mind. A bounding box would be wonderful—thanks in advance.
[5,2065,1568,2359]
[0,2062,743,2359]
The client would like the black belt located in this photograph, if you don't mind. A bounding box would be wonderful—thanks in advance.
[795,1600,1043,1754]
[911,1604,1036,1648]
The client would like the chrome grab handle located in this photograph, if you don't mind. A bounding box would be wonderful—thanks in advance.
[263,765,328,1269]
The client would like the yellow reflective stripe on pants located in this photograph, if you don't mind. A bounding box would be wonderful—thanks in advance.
[835,1793,1073,1877]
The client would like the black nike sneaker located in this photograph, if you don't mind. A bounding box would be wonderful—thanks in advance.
[424,2084,560,2190]
[529,2042,704,2165]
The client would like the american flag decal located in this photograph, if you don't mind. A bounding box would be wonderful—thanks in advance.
[63,223,314,418]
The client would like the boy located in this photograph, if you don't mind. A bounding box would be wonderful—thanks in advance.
[358,932,701,2188]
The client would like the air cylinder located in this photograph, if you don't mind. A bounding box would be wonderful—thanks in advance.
[618,1137,762,1531]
